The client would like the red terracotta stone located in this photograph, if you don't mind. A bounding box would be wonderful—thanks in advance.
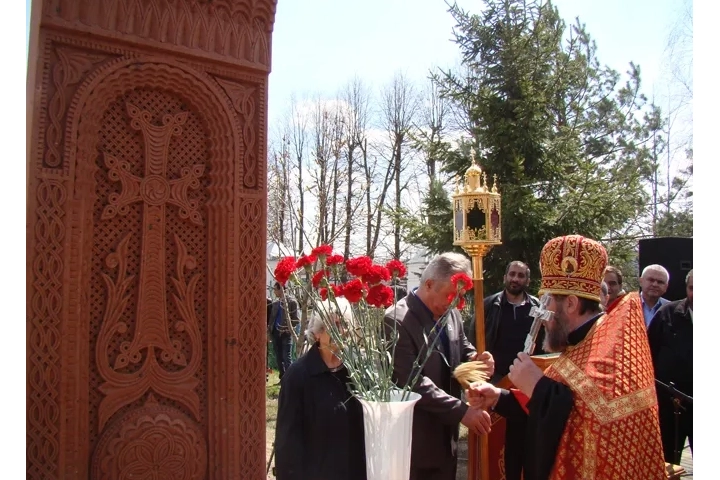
[26,1,277,478]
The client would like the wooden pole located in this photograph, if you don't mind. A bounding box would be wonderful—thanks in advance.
[467,254,489,480]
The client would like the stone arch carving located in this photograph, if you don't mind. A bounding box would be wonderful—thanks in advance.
[58,56,246,478]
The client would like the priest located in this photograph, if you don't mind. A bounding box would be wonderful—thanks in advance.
[467,235,666,479]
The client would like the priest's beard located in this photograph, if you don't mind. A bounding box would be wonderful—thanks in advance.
[543,303,570,353]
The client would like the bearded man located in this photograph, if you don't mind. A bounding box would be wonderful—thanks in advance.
[467,235,666,480]
[468,260,543,384]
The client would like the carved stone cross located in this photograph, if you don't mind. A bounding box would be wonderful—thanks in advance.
[102,103,203,368]
[96,102,204,430]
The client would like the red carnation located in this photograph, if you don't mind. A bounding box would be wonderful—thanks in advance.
[451,273,474,293]
[274,257,297,286]
[296,254,317,270]
[311,244,333,258]
[326,254,345,266]
[367,284,395,308]
[312,269,329,288]
[345,256,373,278]
[364,265,391,285]
[447,292,467,310]
[320,284,343,300]
[341,279,367,303]
[386,259,407,279]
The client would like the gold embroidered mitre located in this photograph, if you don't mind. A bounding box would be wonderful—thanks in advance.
[538,235,608,302]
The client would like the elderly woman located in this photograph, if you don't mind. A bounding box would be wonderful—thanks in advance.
[274,297,366,480]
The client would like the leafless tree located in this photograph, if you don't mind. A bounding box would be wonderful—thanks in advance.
[267,137,292,246]
[308,98,349,246]
[341,77,372,260]
[288,96,309,253]
[362,143,394,258]
[414,75,451,183]
[662,0,693,212]
[380,71,421,259]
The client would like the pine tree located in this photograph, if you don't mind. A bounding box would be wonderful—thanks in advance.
[418,0,657,292]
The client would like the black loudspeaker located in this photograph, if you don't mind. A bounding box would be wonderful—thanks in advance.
[638,237,693,302]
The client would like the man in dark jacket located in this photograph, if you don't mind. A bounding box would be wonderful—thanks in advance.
[385,252,495,480]
[648,269,693,464]
[268,282,299,379]
[468,261,544,384]
[468,260,544,480]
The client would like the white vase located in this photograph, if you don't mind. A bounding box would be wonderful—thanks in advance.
[357,389,421,480]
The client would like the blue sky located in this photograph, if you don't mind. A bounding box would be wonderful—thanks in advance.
[27,0,686,126]
[268,0,686,126]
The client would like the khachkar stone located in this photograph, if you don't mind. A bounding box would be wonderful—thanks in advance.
[26,1,277,478]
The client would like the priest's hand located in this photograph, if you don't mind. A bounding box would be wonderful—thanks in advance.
[472,351,495,378]
[466,382,501,410]
[461,404,493,435]
[508,352,543,398]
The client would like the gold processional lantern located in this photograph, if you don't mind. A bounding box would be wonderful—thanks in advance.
[451,147,501,480]
[452,148,502,258]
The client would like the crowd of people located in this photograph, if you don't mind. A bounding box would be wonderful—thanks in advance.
[268,234,693,480]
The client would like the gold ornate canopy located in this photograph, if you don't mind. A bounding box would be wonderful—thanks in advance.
[452,148,502,256]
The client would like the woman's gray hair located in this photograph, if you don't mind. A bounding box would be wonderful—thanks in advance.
[305,296,354,343]
[420,252,472,285]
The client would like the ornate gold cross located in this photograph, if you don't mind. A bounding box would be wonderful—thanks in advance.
[524,294,554,354]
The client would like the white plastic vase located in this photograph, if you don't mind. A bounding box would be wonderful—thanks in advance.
[358,390,421,480]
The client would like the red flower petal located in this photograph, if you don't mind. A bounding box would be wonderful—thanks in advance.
[327,254,345,265]
[367,284,394,308]
[364,265,391,285]
[274,257,297,286]
[446,292,467,310]
[341,279,366,303]
[386,259,408,279]
[311,270,328,288]
[451,273,473,292]
[346,256,373,278]
[311,244,333,257]
[296,254,317,270]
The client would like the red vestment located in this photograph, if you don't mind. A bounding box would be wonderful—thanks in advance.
[543,292,666,479]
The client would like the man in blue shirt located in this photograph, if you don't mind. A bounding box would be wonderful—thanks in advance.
[639,264,670,328]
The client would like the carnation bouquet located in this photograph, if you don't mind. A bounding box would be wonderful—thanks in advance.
[272,244,478,402]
